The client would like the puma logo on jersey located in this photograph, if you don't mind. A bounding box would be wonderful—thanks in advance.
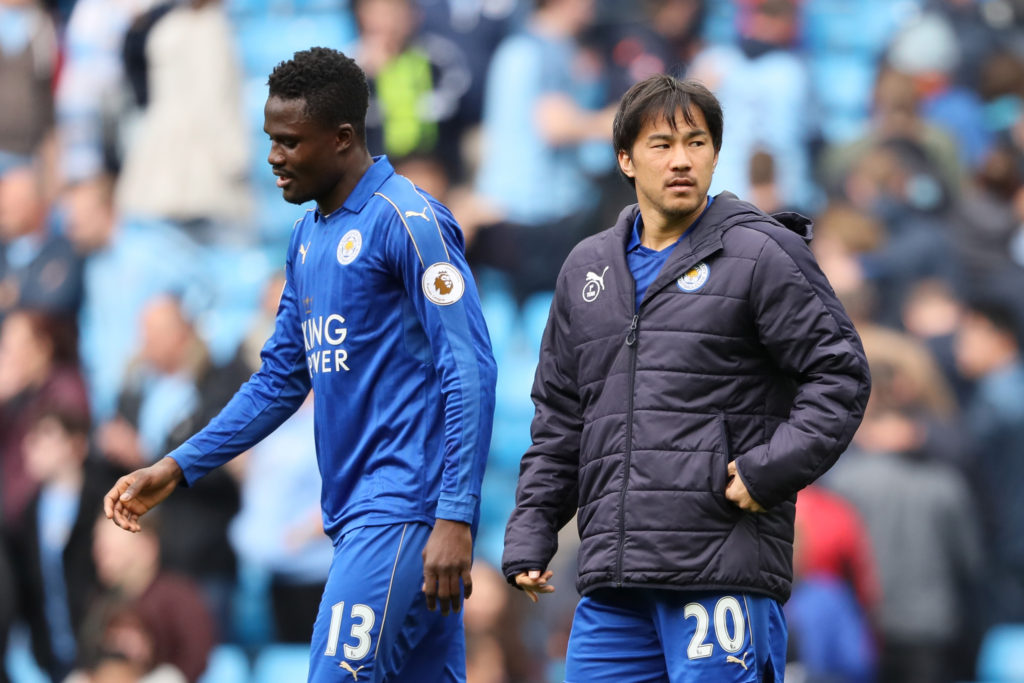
[726,652,750,670]
[339,661,366,680]
[299,241,311,264]
[404,207,430,221]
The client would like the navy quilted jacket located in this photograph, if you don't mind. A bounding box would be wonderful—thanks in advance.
[502,193,870,602]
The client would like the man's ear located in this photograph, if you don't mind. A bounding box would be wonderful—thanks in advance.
[336,123,357,152]
[617,149,635,179]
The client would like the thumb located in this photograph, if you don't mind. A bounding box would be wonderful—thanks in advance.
[528,570,541,580]
[119,478,140,502]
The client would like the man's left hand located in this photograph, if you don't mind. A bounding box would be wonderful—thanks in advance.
[422,518,473,616]
[725,461,766,512]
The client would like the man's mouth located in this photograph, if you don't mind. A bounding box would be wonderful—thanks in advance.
[273,170,293,188]
[667,178,695,188]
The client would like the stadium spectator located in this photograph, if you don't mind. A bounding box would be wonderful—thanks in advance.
[114,0,251,241]
[103,47,496,680]
[415,0,525,164]
[954,294,1024,628]
[787,484,879,682]
[0,0,57,167]
[54,0,159,185]
[828,137,957,328]
[0,161,84,323]
[472,0,617,303]
[793,484,880,619]
[0,309,88,543]
[350,0,473,178]
[901,278,971,404]
[885,11,995,171]
[19,405,109,681]
[96,293,245,635]
[821,65,963,202]
[503,75,870,681]
[828,358,982,683]
[688,0,815,210]
[77,512,215,683]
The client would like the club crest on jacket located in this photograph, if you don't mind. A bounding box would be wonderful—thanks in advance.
[677,262,709,292]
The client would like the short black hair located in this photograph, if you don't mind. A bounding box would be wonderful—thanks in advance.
[268,47,370,140]
[964,292,1024,349]
[613,75,724,184]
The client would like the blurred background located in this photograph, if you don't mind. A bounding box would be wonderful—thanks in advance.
[2,0,1024,680]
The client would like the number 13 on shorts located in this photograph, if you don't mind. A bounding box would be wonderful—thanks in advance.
[324,601,376,660]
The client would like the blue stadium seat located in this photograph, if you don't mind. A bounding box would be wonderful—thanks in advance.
[198,644,251,683]
[252,643,311,683]
[977,623,1024,682]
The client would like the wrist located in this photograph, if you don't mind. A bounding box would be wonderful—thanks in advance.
[434,518,470,529]
[157,456,184,483]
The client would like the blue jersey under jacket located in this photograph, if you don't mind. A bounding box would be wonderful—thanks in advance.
[168,157,497,540]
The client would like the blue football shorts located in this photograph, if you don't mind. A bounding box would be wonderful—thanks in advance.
[307,522,465,682]
[565,588,787,682]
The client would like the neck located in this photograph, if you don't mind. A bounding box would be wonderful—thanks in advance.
[637,195,708,251]
[318,151,374,216]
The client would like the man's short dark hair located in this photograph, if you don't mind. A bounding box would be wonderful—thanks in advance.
[613,75,724,183]
[268,47,370,140]
[964,291,1024,349]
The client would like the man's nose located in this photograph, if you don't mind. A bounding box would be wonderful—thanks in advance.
[268,143,284,166]
[669,144,692,170]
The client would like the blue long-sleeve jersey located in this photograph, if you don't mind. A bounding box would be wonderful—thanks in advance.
[168,157,497,540]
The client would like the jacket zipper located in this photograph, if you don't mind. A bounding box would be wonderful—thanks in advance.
[616,312,640,585]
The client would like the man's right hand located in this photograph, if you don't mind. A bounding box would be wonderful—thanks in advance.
[514,569,555,603]
[103,456,184,532]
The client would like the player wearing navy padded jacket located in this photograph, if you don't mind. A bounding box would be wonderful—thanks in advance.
[104,48,495,683]
[502,75,869,683]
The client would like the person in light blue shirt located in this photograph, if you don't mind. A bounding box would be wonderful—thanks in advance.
[103,47,496,682]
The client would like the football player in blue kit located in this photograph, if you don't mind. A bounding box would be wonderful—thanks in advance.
[502,75,870,681]
[104,47,497,682]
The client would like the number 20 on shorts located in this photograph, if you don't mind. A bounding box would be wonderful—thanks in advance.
[684,596,747,659]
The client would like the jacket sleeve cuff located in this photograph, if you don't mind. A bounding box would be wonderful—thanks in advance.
[733,459,772,510]
[501,560,544,587]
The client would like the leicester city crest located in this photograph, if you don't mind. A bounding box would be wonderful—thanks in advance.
[676,261,710,292]
[337,229,362,265]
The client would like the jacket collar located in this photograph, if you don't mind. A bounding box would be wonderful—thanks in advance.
[609,192,786,310]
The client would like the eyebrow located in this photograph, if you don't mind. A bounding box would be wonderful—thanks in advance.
[646,129,709,142]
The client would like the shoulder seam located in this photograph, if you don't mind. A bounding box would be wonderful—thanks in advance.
[374,191,425,267]
[401,176,451,262]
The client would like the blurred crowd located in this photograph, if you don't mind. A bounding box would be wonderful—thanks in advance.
[1,0,1024,681]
